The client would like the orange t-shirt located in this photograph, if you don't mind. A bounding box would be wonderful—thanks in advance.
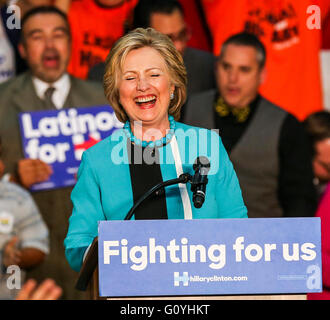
[67,0,138,80]
[178,0,212,52]
[201,0,327,120]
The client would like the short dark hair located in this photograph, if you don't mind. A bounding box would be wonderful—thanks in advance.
[21,6,70,40]
[304,111,330,147]
[133,0,184,29]
[219,32,267,69]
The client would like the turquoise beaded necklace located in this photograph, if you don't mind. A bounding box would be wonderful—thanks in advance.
[123,115,176,148]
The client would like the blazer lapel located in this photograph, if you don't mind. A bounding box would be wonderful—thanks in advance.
[12,73,45,113]
[63,76,88,109]
[12,74,87,112]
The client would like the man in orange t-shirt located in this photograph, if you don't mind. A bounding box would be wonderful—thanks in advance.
[177,0,212,52]
[67,0,138,79]
[201,0,329,120]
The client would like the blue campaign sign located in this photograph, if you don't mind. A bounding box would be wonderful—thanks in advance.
[98,218,322,297]
[19,105,122,191]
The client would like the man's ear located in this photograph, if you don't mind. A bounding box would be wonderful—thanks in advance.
[18,42,27,59]
[214,59,222,91]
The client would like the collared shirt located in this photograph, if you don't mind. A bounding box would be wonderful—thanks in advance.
[0,179,49,299]
[32,73,71,109]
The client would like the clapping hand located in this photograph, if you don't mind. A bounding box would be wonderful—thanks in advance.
[3,237,21,267]
[16,279,62,300]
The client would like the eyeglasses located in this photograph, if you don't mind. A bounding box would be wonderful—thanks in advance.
[165,27,191,43]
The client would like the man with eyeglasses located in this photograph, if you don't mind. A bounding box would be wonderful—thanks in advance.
[304,111,330,200]
[88,0,216,103]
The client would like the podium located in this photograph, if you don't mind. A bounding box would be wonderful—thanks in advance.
[76,218,320,300]
[72,167,320,300]
[76,239,306,300]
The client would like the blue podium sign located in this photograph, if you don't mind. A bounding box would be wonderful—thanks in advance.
[19,105,122,191]
[98,218,322,297]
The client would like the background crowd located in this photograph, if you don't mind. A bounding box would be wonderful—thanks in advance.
[0,0,329,300]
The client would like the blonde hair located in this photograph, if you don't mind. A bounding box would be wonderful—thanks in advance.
[103,27,187,123]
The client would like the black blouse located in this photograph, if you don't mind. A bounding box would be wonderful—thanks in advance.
[127,141,168,220]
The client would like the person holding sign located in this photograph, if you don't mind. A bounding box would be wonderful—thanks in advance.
[65,28,247,272]
[0,6,108,299]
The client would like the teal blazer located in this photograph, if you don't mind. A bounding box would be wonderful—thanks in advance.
[65,122,247,271]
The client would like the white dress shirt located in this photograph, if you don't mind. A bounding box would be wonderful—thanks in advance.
[32,73,71,109]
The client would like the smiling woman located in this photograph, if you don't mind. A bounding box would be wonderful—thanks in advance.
[104,28,186,124]
[118,46,174,140]
[64,28,247,273]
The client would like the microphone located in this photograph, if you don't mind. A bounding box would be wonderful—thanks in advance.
[191,156,210,208]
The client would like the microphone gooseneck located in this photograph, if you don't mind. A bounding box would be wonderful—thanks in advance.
[124,173,192,220]
[124,157,211,220]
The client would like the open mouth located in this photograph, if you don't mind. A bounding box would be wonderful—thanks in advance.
[42,52,60,68]
[134,95,157,109]
[227,87,240,95]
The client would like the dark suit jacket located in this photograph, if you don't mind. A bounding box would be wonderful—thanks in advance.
[183,89,216,129]
[0,72,108,299]
[183,47,216,96]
